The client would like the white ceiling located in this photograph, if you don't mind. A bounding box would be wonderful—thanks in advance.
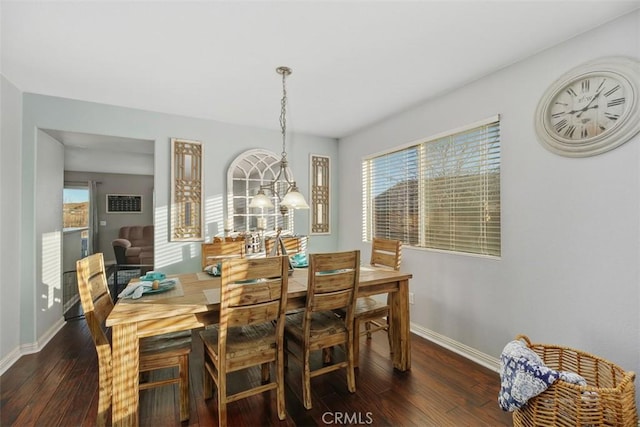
[42,129,154,153]
[3,1,639,140]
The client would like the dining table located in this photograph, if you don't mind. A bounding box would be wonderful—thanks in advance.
[105,265,413,426]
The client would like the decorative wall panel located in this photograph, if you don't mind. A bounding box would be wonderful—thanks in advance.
[311,154,330,234]
[170,138,203,241]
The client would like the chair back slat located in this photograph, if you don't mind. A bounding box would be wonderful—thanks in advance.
[225,280,283,307]
[370,238,402,270]
[201,241,245,270]
[312,271,358,295]
[265,236,307,256]
[306,251,360,314]
[311,289,353,312]
[220,256,289,329]
[92,293,115,326]
[226,301,281,327]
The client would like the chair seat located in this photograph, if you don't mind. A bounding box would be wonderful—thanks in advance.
[335,297,388,319]
[354,297,389,318]
[140,332,192,356]
[200,323,277,359]
[285,311,347,342]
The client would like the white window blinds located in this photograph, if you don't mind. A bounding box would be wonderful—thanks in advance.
[363,116,501,257]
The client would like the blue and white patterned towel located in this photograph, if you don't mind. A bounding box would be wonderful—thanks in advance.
[498,339,586,412]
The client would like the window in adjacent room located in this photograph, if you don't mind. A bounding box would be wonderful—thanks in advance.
[63,185,90,257]
[362,115,501,257]
[63,187,89,229]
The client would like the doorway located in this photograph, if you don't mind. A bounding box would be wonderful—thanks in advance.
[62,185,90,319]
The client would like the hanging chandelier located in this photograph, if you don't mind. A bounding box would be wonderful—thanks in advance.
[249,66,309,214]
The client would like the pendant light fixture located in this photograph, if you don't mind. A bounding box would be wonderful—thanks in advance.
[249,66,309,214]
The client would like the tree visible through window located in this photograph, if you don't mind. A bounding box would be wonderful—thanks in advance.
[363,116,501,257]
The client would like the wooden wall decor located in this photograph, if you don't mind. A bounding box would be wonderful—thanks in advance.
[170,138,203,241]
[310,154,330,234]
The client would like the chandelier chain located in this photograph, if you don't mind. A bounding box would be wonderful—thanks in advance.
[247,65,308,213]
[280,70,288,159]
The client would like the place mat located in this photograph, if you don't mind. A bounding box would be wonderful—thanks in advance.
[120,278,184,302]
[196,271,216,281]
[203,288,220,304]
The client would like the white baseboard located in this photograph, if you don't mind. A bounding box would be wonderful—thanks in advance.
[0,317,67,376]
[0,346,22,376]
[63,294,80,314]
[410,322,500,373]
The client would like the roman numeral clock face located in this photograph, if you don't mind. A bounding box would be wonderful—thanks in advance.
[535,57,640,157]
[550,77,625,140]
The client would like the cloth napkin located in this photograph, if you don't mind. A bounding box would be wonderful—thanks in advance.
[290,253,308,267]
[204,262,222,276]
[118,281,154,299]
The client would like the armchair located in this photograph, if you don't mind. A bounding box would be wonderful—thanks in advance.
[112,225,154,265]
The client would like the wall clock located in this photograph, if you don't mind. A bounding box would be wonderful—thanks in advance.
[534,56,640,157]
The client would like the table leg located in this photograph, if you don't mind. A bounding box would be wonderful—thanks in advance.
[113,264,119,297]
[112,323,140,426]
[389,279,411,371]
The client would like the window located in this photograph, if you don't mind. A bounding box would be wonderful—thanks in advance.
[63,186,89,257]
[226,149,296,234]
[63,187,89,229]
[363,116,501,257]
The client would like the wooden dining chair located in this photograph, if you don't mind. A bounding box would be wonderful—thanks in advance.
[284,250,360,410]
[264,236,307,256]
[201,240,245,270]
[199,256,289,427]
[76,253,191,426]
[353,238,402,366]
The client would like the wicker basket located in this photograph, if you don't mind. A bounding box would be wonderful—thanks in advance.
[512,335,637,427]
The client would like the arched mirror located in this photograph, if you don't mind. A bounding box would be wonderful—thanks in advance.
[226,149,295,234]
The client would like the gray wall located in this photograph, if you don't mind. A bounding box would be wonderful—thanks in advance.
[0,75,23,367]
[339,9,640,403]
[35,130,64,339]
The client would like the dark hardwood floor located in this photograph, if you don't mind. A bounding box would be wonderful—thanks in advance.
[1,312,512,426]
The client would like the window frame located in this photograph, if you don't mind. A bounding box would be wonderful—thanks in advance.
[362,115,501,258]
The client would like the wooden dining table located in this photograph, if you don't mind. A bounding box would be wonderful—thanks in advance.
[106,265,413,426]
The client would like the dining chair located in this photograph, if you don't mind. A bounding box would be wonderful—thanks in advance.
[264,236,307,256]
[76,253,191,426]
[353,238,402,366]
[201,240,245,270]
[284,250,360,410]
[199,256,289,427]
